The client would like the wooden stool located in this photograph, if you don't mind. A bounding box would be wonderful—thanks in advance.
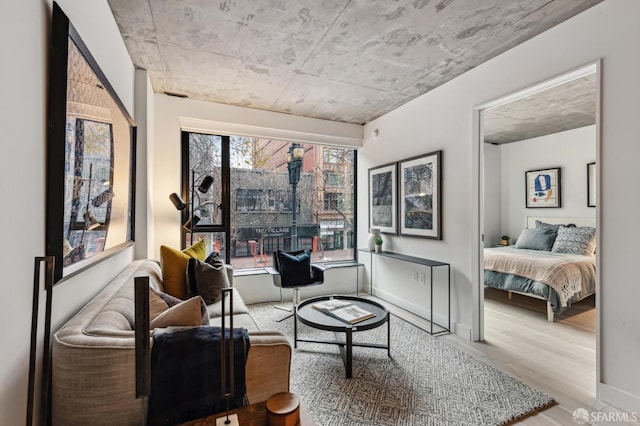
[266,392,300,426]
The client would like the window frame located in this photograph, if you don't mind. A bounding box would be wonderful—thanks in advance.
[181,131,358,268]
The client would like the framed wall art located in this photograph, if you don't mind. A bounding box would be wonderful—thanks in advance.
[46,3,136,283]
[398,150,442,239]
[368,162,397,234]
[525,167,561,208]
[587,162,596,207]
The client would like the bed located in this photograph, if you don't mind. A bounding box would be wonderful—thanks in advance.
[483,216,596,321]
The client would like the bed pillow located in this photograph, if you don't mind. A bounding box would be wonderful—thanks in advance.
[514,228,557,251]
[552,226,596,256]
[534,220,562,232]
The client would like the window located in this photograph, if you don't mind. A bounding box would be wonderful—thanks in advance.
[182,133,357,269]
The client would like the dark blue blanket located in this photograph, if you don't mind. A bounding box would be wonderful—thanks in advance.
[148,326,250,425]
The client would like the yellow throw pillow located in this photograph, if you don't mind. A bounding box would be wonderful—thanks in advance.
[182,239,207,260]
[160,240,207,299]
[150,296,208,329]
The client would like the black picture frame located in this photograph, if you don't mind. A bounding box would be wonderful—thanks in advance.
[587,162,596,207]
[398,150,442,239]
[368,162,397,235]
[46,2,136,283]
[525,167,561,208]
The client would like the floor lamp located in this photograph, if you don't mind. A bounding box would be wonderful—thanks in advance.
[169,171,213,245]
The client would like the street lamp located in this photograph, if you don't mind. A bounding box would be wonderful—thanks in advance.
[286,143,304,250]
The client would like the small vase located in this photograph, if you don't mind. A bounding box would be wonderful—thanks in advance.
[367,228,380,251]
[375,244,382,253]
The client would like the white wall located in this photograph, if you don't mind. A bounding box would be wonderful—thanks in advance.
[0,1,135,424]
[483,144,502,247]
[484,126,596,245]
[360,0,640,412]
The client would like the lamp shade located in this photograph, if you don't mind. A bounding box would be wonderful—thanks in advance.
[198,175,214,193]
[169,193,186,210]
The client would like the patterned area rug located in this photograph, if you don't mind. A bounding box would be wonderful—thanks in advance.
[248,301,555,426]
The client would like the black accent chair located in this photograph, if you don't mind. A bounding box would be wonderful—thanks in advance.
[270,250,325,322]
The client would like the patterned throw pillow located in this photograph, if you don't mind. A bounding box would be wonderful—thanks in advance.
[551,226,596,256]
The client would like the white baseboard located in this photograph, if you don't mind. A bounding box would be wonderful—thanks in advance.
[373,287,451,331]
[598,382,640,414]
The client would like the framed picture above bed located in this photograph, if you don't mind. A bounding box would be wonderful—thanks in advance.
[369,162,397,234]
[398,150,442,239]
[587,162,596,207]
[525,167,561,208]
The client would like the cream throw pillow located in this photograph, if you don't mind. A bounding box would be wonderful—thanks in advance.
[150,296,209,329]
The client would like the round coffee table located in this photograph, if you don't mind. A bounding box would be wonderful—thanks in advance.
[295,295,390,378]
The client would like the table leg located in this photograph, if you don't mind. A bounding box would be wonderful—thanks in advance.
[387,312,391,358]
[345,328,352,378]
[294,310,298,349]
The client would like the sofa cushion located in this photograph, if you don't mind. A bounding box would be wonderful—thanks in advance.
[207,287,249,318]
[150,296,209,328]
[160,240,207,299]
[186,253,230,304]
[209,312,259,332]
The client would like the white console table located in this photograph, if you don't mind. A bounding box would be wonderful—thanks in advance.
[358,249,451,335]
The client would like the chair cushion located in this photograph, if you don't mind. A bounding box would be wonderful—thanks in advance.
[275,250,312,287]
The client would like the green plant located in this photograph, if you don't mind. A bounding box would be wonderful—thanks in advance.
[375,235,383,245]
[501,235,509,241]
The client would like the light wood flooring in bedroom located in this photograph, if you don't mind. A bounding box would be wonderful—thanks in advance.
[373,290,639,425]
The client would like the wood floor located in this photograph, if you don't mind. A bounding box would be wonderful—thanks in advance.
[371,290,639,425]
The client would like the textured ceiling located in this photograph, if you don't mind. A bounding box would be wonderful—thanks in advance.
[107,0,602,125]
[483,73,596,144]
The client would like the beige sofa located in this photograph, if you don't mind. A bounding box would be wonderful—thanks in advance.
[52,259,291,425]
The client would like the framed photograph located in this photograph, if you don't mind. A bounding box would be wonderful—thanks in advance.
[587,162,596,207]
[525,167,561,208]
[369,162,397,234]
[398,150,442,239]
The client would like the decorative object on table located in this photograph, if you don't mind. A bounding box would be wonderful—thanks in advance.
[500,235,510,246]
[525,167,561,208]
[366,228,380,251]
[170,170,214,246]
[398,150,442,239]
[368,162,397,235]
[325,304,375,324]
[374,235,383,253]
[587,162,596,207]
[46,2,136,283]
[266,392,300,426]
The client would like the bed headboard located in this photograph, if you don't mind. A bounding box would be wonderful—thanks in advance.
[526,216,595,228]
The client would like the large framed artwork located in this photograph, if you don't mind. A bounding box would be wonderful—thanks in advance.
[525,167,561,208]
[399,151,442,239]
[46,2,136,283]
[587,162,596,207]
[369,163,397,234]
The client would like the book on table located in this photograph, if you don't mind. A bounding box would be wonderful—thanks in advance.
[311,299,352,312]
[326,304,375,324]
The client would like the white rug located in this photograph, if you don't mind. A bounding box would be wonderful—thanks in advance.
[248,302,555,426]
